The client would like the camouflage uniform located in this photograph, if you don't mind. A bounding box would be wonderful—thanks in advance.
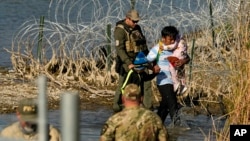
[113,18,152,112]
[0,98,61,141]
[100,107,168,141]
[0,122,61,141]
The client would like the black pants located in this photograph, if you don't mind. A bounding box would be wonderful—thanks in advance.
[157,84,178,123]
[113,73,152,113]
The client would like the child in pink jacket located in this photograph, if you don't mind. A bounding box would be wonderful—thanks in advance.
[161,36,189,95]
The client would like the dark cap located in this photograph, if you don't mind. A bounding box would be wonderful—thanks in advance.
[17,98,38,122]
[126,9,140,21]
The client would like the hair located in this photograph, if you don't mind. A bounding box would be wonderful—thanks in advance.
[161,26,179,40]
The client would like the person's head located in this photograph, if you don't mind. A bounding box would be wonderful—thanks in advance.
[133,52,148,72]
[16,98,38,134]
[161,26,179,45]
[122,84,142,105]
[125,9,140,28]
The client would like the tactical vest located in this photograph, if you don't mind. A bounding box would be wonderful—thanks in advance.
[116,24,148,53]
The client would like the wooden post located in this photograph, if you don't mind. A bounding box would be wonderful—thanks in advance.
[131,0,135,9]
[38,16,44,63]
[209,0,215,47]
[106,24,111,72]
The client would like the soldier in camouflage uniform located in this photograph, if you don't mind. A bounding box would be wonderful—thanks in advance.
[113,9,160,113]
[0,98,61,141]
[100,84,168,141]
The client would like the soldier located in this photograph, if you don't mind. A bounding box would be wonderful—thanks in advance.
[113,9,160,112]
[0,98,61,141]
[100,84,168,141]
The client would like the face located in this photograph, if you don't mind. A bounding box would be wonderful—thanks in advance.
[126,17,139,28]
[162,36,175,45]
[134,67,145,73]
[22,121,37,134]
[17,112,37,134]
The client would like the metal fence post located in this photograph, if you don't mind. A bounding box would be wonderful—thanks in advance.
[38,75,48,141]
[61,92,80,141]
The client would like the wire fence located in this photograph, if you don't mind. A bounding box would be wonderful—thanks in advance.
[11,0,236,61]
[5,0,250,97]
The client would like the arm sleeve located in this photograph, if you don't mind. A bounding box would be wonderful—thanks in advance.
[100,120,115,141]
[146,46,158,62]
[155,116,168,141]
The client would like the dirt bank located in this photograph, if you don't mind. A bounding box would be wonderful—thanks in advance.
[0,67,226,116]
[0,67,113,114]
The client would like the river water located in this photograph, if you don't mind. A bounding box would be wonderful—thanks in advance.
[0,106,225,141]
[0,0,226,140]
[0,0,50,67]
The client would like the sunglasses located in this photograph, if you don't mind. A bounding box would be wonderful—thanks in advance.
[131,20,139,24]
[134,63,148,68]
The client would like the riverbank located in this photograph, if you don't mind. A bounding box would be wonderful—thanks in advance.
[0,66,226,117]
[0,67,113,114]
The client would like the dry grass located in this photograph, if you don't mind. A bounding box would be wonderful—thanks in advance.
[3,0,250,140]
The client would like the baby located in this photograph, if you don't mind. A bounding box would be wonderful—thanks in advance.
[161,36,188,95]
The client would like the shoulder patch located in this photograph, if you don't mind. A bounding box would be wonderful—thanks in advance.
[100,124,109,135]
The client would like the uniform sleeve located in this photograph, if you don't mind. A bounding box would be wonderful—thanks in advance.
[0,122,18,138]
[99,119,116,141]
[155,116,168,141]
[114,27,133,67]
[0,126,12,137]
[157,124,168,141]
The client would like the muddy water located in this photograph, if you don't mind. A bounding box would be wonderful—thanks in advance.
[0,106,225,141]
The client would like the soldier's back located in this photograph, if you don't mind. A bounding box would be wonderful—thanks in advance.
[107,107,167,141]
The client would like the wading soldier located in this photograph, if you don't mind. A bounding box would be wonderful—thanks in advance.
[100,84,168,141]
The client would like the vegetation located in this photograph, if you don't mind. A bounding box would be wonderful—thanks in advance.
[4,0,250,140]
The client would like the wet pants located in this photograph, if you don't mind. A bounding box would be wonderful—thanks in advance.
[113,74,152,113]
[157,84,178,123]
